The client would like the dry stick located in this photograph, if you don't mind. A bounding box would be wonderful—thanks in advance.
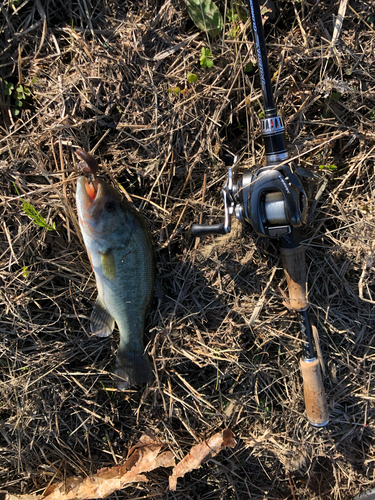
[146,149,172,203]
[33,153,84,248]
[136,33,200,62]
[293,3,309,48]
[306,178,329,226]
[91,128,111,154]
[312,325,326,377]
[65,25,94,61]
[247,266,277,326]
[0,94,60,145]
[104,430,118,465]
[69,282,90,338]
[322,0,348,75]
[331,144,375,198]
[58,75,66,119]
[2,221,18,268]
[17,43,22,85]
[59,137,71,243]
[35,0,47,58]
[348,4,375,34]
[129,193,170,214]
[14,276,55,302]
[184,45,252,187]
[79,0,96,40]
[194,172,207,250]
[76,64,103,105]
[234,131,350,202]
[358,253,375,305]
[161,200,189,249]
[172,370,217,412]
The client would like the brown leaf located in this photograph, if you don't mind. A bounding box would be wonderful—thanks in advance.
[5,435,175,500]
[169,429,236,491]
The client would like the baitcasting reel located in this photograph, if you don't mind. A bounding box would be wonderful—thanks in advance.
[191,158,307,241]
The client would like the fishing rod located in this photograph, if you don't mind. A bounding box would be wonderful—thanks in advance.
[191,0,329,427]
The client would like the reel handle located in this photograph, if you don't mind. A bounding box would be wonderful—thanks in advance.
[191,223,226,237]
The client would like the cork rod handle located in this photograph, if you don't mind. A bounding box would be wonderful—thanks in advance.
[280,245,308,310]
[300,358,329,427]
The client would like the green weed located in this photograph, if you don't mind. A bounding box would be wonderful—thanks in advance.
[186,0,223,37]
[330,91,341,102]
[1,79,31,116]
[187,72,198,83]
[319,164,338,171]
[200,47,214,68]
[13,182,56,230]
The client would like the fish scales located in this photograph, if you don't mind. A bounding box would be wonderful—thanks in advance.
[76,176,155,390]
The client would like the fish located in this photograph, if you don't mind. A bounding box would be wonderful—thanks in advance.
[76,176,155,390]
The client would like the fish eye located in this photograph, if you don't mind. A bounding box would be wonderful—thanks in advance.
[104,201,117,212]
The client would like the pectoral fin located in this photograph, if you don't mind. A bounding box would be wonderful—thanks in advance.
[99,249,116,281]
[90,297,115,337]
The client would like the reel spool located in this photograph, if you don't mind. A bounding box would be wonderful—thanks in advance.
[264,192,288,225]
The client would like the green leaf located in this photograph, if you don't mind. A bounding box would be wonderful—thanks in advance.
[13,182,56,230]
[227,9,238,22]
[187,72,198,83]
[244,61,253,72]
[227,4,247,22]
[15,99,23,107]
[200,47,206,63]
[186,0,223,37]
[15,85,26,100]
[258,110,265,119]
[2,81,14,96]
[12,108,20,116]
[330,91,341,102]
[200,47,213,68]
[319,164,337,171]
[168,87,181,95]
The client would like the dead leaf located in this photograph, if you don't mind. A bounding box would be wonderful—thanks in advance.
[169,429,236,491]
[6,434,175,500]
[5,430,237,498]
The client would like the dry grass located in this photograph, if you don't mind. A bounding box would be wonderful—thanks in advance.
[0,0,374,498]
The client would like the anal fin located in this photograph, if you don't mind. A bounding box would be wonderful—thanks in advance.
[90,297,115,337]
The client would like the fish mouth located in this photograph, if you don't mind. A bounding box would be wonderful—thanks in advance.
[77,177,101,210]
[77,177,107,225]
[77,176,120,223]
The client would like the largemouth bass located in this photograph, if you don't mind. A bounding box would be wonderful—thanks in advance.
[76,176,155,390]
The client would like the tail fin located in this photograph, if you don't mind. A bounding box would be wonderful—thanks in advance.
[114,350,153,390]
